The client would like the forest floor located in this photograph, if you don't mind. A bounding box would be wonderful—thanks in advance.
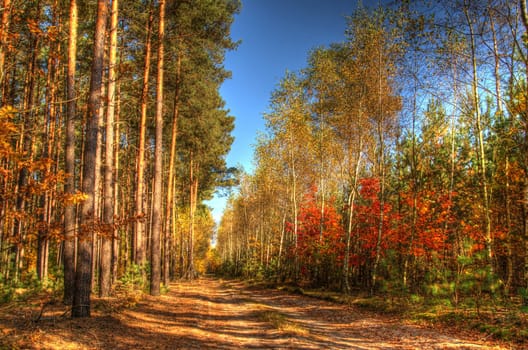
[0,277,520,349]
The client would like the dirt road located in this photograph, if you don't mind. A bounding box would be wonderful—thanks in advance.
[0,278,514,349]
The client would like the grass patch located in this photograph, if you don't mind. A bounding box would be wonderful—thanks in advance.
[405,299,528,343]
[230,277,528,345]
[274,284,527,345]
[257,308,308,336]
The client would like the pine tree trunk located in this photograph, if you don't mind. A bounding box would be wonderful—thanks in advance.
[37,0,61,282]
[0,0,11,96]
[163,53,180,286]
[112,75,121,284]
[150,0,165,296]
[12,11,40,283]
[72,0,107,318]
[63,0,78,300]
[135,2,153,266]
[185,155,198,280]
[100,0,118,298]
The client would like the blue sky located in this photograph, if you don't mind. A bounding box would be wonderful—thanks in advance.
[207,0,364,222]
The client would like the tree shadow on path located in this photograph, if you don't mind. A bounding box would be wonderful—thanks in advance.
[0,277,512,349]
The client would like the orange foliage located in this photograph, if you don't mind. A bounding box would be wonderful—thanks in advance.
[287,187,345,279]
[354,177,394,259]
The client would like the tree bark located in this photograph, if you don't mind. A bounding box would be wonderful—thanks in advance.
[463,3,493,273]
[0,0,11,96]
[112,72,121,284]
[150,0,165,296]
[100,0,118,298]
[11,4,40,283]
[134,2,153,266]
[63,0,78,292]
[185,154,198,280]
[37,0,61,282]
[72,0,108,318]
[163,53,180,285]
[343,149,361,293]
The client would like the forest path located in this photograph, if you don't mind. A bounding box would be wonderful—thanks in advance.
[0,277,513,349]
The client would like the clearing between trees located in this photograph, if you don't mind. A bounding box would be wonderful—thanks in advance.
[0,277,516,349]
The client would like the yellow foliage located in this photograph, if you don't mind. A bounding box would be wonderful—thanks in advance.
[60,191,88,205]
[27,19,43,36]
[0,106,17,155]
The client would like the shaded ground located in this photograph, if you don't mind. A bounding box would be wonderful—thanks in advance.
[0,278,517,349]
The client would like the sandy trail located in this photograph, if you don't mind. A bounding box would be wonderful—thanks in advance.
[0,277,513,349]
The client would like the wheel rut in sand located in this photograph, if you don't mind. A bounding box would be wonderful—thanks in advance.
[0,277,513,349]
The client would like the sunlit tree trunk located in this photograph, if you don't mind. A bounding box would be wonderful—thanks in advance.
[343,147,362,293]
[135,2,153,266]
[112,73,121,284]
[63,0,78,304]
[164,53,180,285]
[185,154,198,280]
[449,43,461,304]
[489,10,515,294]
[11,3,40,283]
[277,213,285,270]
[0,0,11,97]
[402,81,419,289]
[463,3,493,273]
[371,123,386,294]
[150,0,165,296]
[73,0,108,318]
[92,74,105,289]
[289,143,299,279]
[371,38,387,294]
[100,0,118,297]
[38,0,61,282]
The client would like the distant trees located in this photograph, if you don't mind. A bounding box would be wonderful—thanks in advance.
[215,1,528,305]
[0,0,239,317]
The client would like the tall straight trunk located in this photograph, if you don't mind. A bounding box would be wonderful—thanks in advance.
[317,115,326,243]
[277,212,286,270]
[371,44,386,294]
[185,154,198,279]
[372,128,385,294]
[12,8,40,283]
[100,0,118,297]
[135,2,153,266]
[179,207,184,277]
[403,83,418,289]
[343,148,362,293]
[0,0,10,95]
[464,4,493,272]
[63,0,78,300]
[163,53,180,286]
[490,12,514,294]
[288,139,299,280]
[112,74,121,283]
[92,79,105,289]
[150,0,165,296]
[38,0,61,282]
[72,0,107,318]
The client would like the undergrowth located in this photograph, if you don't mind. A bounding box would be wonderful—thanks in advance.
[257,308,308,336]
[245,277,528,346]
[0,270,63,305]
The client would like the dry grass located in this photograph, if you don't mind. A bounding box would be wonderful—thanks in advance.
[258,309,309,336]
